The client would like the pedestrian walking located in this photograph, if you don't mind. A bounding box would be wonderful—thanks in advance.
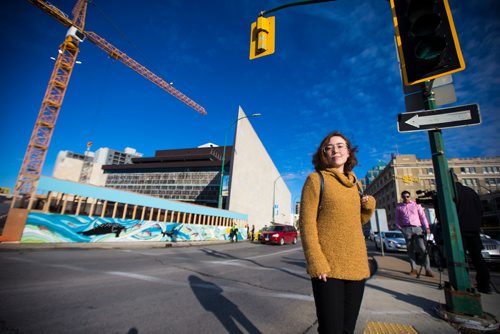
[395,190,434,277]
[250,225,255,242]
[230,223,239,243]
[300,131,376,334]
[453,174,491,293]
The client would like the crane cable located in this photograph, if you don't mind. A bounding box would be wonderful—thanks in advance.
[89,0,173,85]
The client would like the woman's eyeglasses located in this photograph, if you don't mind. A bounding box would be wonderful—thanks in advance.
[323,144,348,153]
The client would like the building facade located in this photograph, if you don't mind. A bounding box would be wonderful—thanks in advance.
[53,147,143,186]
[103,145,229,207]
[364,154,500,232]
[227,107,292,228]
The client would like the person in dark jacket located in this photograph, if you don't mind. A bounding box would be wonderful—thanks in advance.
[454,176,491,293]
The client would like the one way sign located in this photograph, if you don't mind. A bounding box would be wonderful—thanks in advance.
[397,104,481,133]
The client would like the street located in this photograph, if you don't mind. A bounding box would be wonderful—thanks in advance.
[0,242,315,333]
[1,241,499,334]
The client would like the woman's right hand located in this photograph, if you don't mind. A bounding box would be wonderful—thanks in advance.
[318,273,328,282]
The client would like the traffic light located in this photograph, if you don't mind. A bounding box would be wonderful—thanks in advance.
[249,16,275,60]
[390,0,465,86]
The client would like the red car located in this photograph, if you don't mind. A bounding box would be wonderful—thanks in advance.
[259,224,298,245]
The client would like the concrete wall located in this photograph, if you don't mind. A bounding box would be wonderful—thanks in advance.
[228,106,291,230]
[52,151,84,182]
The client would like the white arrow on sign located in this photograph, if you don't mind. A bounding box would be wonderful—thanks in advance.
[405,110,472,128]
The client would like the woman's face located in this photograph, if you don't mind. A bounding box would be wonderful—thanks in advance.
[324,136,350,171]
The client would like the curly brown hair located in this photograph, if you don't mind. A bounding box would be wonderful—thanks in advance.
[312,131,359,172]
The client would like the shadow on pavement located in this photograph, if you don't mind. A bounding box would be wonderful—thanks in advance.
[199,247,309,281]
[188,275,261,334]
[281,256,306,269]
[365,282,439,317]
[376,269,445,289]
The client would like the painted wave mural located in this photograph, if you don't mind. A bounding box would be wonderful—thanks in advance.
[21,212,247,243]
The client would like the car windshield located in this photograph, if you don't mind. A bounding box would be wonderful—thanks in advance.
[384,232,403,238]
[268,226,284,232]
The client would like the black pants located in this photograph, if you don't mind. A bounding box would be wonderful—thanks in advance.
[462,232,490,292]
[311,278,365,334]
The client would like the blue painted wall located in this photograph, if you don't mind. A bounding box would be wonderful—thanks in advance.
[22,212,248,243]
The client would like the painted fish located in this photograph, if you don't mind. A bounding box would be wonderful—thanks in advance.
[78,223,126,237]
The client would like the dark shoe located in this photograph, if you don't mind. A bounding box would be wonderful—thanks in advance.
[425,270,435,278]
[409,269,417,276]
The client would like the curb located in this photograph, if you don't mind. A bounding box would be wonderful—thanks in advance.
[0,239,234,250]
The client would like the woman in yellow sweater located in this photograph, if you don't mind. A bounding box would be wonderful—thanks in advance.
[300,131,376,334]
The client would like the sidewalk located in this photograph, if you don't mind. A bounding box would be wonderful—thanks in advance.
[306,255,500,334]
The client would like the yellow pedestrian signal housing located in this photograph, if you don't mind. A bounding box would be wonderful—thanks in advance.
[249,16,275,60]
[391,0,465,85]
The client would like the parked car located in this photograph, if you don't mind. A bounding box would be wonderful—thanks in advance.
[479,234,500,265]
[369,231,379,242]
[254,227,268,241]
[374,231,407,252]
[259,224,298,245]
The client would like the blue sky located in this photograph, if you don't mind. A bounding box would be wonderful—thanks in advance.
[1,0,499,203]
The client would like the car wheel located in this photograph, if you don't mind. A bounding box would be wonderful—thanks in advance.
[292,237,297,245]
[279,238,285,246]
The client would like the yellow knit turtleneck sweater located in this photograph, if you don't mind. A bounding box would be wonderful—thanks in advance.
[299,168,376,280]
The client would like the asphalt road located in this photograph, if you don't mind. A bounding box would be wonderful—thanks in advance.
[0,242,315,334]
[1,240,498,334]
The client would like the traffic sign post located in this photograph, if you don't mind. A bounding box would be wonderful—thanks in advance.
[398,104,480,132]
[422,85,483,317]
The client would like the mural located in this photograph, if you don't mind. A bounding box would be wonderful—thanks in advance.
[21,212,248,243]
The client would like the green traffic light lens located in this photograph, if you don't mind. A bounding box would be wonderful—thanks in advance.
[415,37,446,61]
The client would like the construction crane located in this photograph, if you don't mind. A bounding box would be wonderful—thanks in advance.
[12,0,207,208]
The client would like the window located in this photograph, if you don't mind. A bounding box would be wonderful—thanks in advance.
[460,167,476,174]
[485,178,500,186]
[483,166,500,174]
[462,178,478,186]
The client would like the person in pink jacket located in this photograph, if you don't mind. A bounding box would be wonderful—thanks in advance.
[395,190,434,277]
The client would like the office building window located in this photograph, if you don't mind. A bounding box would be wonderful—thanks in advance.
[483,166,500,174]
[461,178,479,186]
[460,167,476,174]
[485,178,500,186]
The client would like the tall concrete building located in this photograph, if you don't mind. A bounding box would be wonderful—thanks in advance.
[227,107,291,228]
[52,147,143,186]
[364,154,500,231]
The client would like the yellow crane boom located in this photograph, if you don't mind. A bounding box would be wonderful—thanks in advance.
[12,0,206,207]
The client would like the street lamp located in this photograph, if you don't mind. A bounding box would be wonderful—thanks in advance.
[217,113,262,209]
[272,174,283,223]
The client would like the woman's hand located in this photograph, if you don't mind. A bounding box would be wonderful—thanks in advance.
[361,195,370,204]
[318,273,328,282]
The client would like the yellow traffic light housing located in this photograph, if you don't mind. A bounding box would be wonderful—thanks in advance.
[249,16,275,60]
[391,0,465,85]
